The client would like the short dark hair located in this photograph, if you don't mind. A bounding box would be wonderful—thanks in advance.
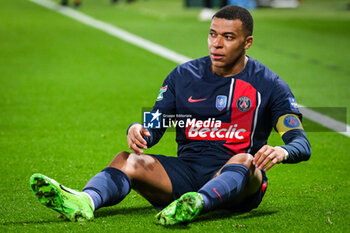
[213,5,254,36]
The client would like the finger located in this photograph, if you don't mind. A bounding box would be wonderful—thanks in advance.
[256,147,273,168]
[258,151,276,169]
[253,146,268,165]
[133,131,147,148]
[273,148,285,164]
[127,137,139,154]
[264,158,279,172]
[128,134,147,153]
[134,137,147,150]
[133,135,147,149]
[127,137,134,150]
[258,152,277,170]
[142,128,151,137]
[128,141,141,155]
[127,134,144,154]
[130,142,143,155]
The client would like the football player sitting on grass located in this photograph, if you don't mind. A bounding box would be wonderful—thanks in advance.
[30,5,311,225]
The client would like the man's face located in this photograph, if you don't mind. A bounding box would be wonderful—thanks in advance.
[208,17,252,71]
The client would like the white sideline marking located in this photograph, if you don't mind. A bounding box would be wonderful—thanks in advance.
[29,0,191,64]
[29,0,350,138]
[298,105,350,137]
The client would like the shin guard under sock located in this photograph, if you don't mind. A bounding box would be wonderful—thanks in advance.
[83,167,131,210]
[198,163,250,212]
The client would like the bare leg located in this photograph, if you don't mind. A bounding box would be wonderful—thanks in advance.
[108,151,173,206]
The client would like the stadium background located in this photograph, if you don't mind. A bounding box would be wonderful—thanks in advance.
[0,0,349,232]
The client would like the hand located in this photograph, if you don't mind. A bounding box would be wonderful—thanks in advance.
[253,145,285,172]
[127,124,151,155]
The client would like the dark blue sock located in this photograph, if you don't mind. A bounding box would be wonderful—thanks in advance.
[198,164,250,212]
[83,167,131,210]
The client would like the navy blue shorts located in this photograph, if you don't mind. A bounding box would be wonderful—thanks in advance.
[152,154,268,212]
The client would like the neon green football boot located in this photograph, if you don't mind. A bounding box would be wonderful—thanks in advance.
[155,192,203,225]
[30,173,94,222]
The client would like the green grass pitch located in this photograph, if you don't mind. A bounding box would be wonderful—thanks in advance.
[1,0,350,232]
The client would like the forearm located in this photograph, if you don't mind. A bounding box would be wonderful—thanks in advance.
[280,129,311,164]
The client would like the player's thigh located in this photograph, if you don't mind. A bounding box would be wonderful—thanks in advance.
[108,151,173,189]
[108,151,173,194]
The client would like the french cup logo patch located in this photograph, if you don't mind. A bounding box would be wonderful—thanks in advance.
[156,85,168,101]
[216,95,227,111]
[236,96,251,112]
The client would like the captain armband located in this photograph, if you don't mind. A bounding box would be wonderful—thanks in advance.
[276,114,304,137]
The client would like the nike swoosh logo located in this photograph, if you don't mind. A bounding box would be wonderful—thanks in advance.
[188,96,207,103]
[60,184,76,195]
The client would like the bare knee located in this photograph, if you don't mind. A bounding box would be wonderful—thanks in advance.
[113,151,130,161]
[228,153,254,167]
[108,152,158,180]
[225,153,255,175]
[109,151,129,166]
[108,151,138,177]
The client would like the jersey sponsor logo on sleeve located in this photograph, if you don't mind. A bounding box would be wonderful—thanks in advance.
[216,95,227,111]
[156,85,168,101]
[289,97,299,112]
[236,96,252,112]
[276,114,303,136]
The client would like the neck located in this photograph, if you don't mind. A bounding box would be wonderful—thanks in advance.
[212,54,248,77]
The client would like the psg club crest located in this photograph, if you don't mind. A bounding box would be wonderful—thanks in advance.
[216,95,227,111]
[283,115,300,128]
[236,96,251,112]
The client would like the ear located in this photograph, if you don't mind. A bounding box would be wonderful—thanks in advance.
[244,36,253,50]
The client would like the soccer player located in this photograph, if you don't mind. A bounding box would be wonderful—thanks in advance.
[30,5,311,225]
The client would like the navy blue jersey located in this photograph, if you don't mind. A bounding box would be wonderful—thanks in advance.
[148,56,302,160]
